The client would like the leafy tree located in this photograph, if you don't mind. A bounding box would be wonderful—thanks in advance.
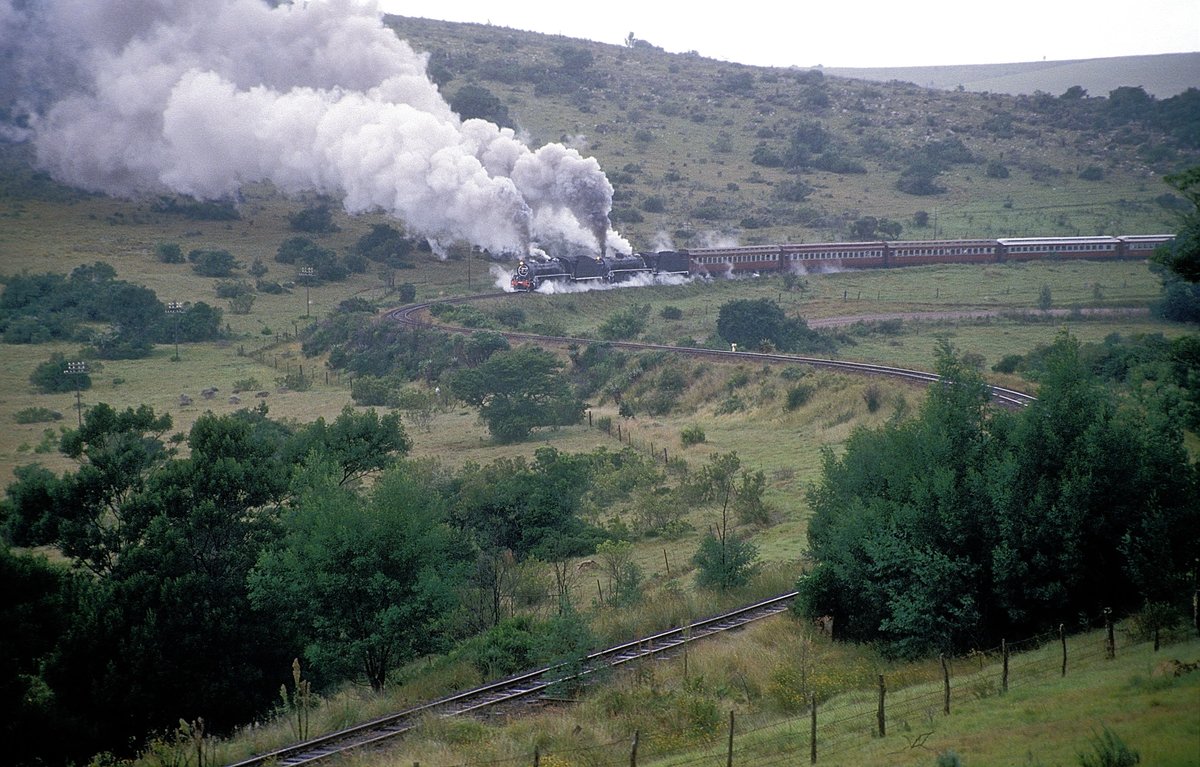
[353,223,414,265]
[4,403,174,575]
[188,248,239,277]
[596,540,643,606]
[29,353,92,394]
[717,298,829,354]
[6,407,297,758]
[693,529,759,590]
[1152,166,1200,282]
[0,547,82,767]
[155,242,184,263]
[251,460,468,691]
[451,84,511,127]
[450,345,584,442]
[598,304,649,340]
[285,405,411,486]
[287,204,338,233]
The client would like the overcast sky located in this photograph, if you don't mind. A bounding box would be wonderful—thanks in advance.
[378,0,1199,69]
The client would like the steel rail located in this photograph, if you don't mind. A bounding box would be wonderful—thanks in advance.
[226,593,798,766]
[387,296,1037,407]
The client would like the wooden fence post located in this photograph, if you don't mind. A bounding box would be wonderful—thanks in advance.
[533,747,539,767]
[1105,608,1115,660]
[810,694,817,764]
[876,675,886,737]
[940,654,950,715]
[1001,639,1009,693]
[726,710,735,767]
[630,730,638,767]
[1060,624,1067,676]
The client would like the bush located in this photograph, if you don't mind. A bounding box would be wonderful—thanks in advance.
[351,376,395,406]
[14,407,63,424]
[680,424,706,446]
[660,306,683,321]
[287,204,338,233]
[189,249,239,277]
[1077,725,1139,767]
[862,384,883,412]
[155,243,184,263]
[785,383,814,410]
[30,354,92,394]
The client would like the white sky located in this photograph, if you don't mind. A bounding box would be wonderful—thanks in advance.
[377,0,1199,69]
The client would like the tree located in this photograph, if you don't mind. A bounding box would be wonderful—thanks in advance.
[285,405,411,486]
[188,248,239,277]
[29,352,92,394]
[450,345,584,442]
[4,403,173,575]
[287,204,338,233]
[797,336,1198,657]
[717,298,828,353]
[1152,166,1200,282]
[685,452,762,590]
[450,84,511,127]
[250,460,467,691]
[6,408,297,758]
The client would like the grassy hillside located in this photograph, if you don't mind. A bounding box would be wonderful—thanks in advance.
[387,16,1195,251]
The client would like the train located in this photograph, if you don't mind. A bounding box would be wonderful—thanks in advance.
[509,234,1175,291]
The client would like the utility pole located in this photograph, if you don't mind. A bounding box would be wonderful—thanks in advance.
[299,267,315,318]
[167,301,185,361]
[65,361,86,427]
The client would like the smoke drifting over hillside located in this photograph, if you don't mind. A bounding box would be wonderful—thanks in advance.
[0,0,624,256]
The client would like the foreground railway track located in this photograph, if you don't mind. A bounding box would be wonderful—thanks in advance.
[388,295,1037,408]
[227,593,797,767]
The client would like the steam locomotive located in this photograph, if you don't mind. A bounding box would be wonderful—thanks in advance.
[509,234,1174,291]
[510,250,690,290]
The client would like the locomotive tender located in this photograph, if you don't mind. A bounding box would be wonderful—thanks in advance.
[509,234,1175,291]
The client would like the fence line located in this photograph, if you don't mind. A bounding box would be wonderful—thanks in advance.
[447,618,1191,767]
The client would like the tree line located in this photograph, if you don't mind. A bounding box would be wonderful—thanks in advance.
[795,335,1198,658]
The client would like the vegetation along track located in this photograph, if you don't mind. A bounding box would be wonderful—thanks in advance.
[387,294,1038,408]
[226,593,798,767]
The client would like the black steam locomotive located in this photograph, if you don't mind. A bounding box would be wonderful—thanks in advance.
[510,251,691,291]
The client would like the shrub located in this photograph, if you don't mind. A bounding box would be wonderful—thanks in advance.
[862,384,883,412]
[660,306,683,321]
[785,383,814,410]
[351,375,395,406]
[30,354,92,394]
[680,424,706,446]
[14,407,63,424]
[155,243,184,263]
[1077,725,1139,767]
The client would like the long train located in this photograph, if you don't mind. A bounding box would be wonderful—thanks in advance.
[509,234,1175,291]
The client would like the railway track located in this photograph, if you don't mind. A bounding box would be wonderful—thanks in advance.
[388,295,1038,408]
[226,593,797,767]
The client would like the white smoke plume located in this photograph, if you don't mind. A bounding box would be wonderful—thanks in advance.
[0,0,622,257]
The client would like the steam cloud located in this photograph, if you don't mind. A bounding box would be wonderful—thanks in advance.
[0,0,626,256]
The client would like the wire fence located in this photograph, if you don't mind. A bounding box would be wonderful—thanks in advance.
[412,611,1193,767]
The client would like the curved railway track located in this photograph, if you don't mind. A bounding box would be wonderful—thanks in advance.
[388,294,1037,408]
[227,593,797,767]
